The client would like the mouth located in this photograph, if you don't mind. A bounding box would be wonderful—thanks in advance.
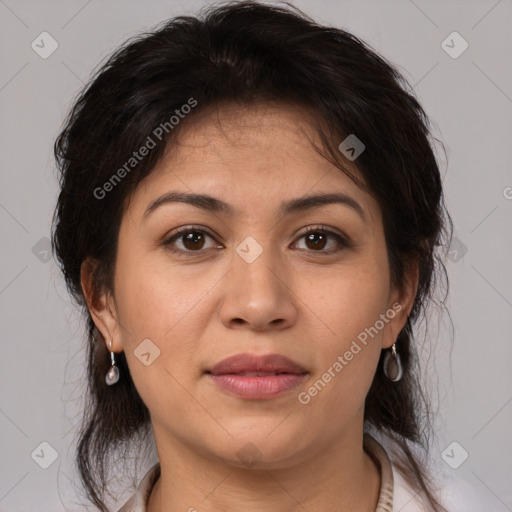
[205,353,308,399]
[214,371,296,376]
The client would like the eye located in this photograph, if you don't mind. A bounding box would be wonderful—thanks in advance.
[292,225,349,255]
[163,226,221,256]
[162,225,350,257]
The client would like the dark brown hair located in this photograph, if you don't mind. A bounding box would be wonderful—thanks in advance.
[51,2,452,510]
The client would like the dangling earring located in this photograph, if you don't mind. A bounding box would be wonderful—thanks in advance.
[383,340,403,382]
[105,339,120,386]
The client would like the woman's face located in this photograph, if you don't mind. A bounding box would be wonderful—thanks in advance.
[87,103,414,469]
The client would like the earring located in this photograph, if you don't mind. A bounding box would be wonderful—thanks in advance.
[383,341,403,382]
[105,339,120,386]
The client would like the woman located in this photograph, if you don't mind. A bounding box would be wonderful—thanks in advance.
[51,2,490,511]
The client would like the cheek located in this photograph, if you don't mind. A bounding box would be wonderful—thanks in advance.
[112,255,204,414]
[112,245,211,381]
[301,262,389,406]
[113,241,192,336]
[314,262,390,341]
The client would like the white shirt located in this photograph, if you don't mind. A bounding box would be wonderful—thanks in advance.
[116,433,495,511]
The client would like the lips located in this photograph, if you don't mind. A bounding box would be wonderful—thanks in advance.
[206,353,308,399]
[206,353,307,376]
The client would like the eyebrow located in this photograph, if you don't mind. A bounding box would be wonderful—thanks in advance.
[143,191,366,222]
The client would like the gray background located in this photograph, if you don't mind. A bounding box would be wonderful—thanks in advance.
[1,0,511,510]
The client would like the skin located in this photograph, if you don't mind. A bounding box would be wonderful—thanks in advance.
[82,102,418,512]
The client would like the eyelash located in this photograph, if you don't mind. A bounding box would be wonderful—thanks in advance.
[162,225,350,257]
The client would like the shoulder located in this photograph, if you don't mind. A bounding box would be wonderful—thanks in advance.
[393,464,495,512]
[366,430,496,512]
[117,462,161,512]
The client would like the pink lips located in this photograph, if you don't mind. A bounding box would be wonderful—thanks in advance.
[206,353,308,399]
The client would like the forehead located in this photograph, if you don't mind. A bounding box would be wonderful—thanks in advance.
[125,102,378,223]
[165,102,354,175]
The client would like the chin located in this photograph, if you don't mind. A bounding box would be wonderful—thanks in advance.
[204,427,308,469]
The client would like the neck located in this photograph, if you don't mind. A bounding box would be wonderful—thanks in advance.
[147,428,381,512]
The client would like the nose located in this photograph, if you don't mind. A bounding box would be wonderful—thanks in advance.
[218,241,298,332]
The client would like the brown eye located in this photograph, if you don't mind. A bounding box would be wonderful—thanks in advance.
[304,231,328,250]
[163,225,349,257]
[293,226,349,255]
[181,231,206,250]
[163,227,221,256]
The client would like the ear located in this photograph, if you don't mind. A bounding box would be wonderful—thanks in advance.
[80,258,122,353]
[381,256,419,349]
